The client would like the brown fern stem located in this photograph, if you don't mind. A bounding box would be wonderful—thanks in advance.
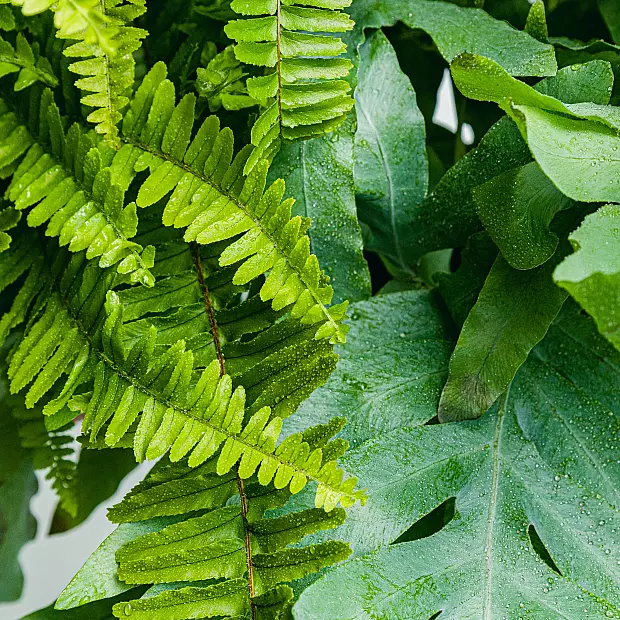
[190,242,225,375]
[190,242,257,619]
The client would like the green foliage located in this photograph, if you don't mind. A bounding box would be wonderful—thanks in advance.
[438,252,568,422]
[195,45,257,112]
[354,30,427,277]
[348,0,557,76]
[288,291,455,449]
[122,62,350,344]
[0,1,619,618]
[64,0,146,144]
[294,305,620,618]
[2,235,361,509]
[0,458,37,601]
[554,204,620,351]
[473,162,573,270]
[225,0,356,173]
[0,91,154,285]
[0,31,57,90]
[268,118,371,304]
[102,456,351,618]
[8,0,116,51]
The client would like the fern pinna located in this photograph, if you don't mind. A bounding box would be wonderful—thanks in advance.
[0,1,363,615]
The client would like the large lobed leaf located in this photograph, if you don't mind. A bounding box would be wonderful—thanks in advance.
[294,302,620,619]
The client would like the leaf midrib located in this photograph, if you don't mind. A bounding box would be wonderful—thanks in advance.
[356,92,412,276]
[482,390,507,620]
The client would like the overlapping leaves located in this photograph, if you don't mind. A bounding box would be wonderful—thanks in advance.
[120,61,350,344]
[294,298,620,619]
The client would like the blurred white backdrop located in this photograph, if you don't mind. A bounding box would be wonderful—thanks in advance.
[0,69,463,620]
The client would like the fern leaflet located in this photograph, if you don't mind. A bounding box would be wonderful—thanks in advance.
[0,31,57,90]
[0,205,20,252]
[196,45,258,112]
[0,89,154,285]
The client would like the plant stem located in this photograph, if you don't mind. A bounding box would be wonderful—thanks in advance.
[190,243,257,619]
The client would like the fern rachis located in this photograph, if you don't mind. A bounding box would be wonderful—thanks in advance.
[0,1,363,617]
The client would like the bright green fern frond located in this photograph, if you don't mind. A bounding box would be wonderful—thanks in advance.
[106,452,351,619]
[0,31,57,90]
[63,0,146,144]
[119,211,339,418]
[225,0,355,173]
[120,62,349,344]
[0,90,154,285]
[7,0,117,51]
[2,236,363,510]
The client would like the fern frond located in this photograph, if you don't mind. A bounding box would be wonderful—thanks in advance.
[2,237,364,511]
[1,344,79,517]
[16,409,79,515]
[225,0,355,173]
[106,453,351,619]
[0,31,57,90]
[0,90,154,285]
[120,212,339,418]
[119,62,349,344]
[63,0,146,144]
[7,0,117,50]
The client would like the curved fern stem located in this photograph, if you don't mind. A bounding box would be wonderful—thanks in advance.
[190,240,258,618]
